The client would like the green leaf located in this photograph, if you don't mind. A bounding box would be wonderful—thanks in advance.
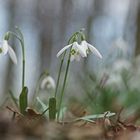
[56,107,67,121]
[79,118,95,123]
[49,97,56,120]
[36,97,48,116]
[19,87,28,115]
[76,111,116,121]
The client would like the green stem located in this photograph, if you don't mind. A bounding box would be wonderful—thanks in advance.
[54,32,78,98]
[55,31,80,121]
[9,31,25,89]
[21,42,25,89]
[54,51,66,98]
[57,48,71,121]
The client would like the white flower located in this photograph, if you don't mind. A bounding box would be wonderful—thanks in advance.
[40,75,56,90]
[112,59,131,73]
[57,41,87,61]
[81,40,102,59]
[113,37,127,52]
[0,40,17,64]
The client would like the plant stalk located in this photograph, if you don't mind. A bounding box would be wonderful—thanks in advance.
[9,31,25,89]
[54,51,66,98]
[57,48,71,121]
[54,32,78,98]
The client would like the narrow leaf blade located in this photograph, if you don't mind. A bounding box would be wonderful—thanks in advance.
[76,111,116,121]
[19,87,28,114]
[36,97,48,117]
[49,97,56,120]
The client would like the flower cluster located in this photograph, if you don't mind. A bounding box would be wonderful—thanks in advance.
[57,39,102,61]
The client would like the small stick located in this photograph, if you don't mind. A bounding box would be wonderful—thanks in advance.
[6,106,23,116]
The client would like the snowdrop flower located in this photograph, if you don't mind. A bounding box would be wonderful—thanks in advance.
[112,59,131,73]
[57,41,87,61]
[80,40,102,59]
[113,37,127,52]
[40,75,56,90]
[0,40,17,64]
[106,73,125,90]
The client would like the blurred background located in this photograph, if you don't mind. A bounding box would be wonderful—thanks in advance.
[0,0,140,114]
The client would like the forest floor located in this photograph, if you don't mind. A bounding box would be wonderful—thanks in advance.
[0,106,140,140]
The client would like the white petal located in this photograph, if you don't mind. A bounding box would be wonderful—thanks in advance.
[8,46,17,64]
[57,44,72,57]
[70,53,81,62]
[40,78,47,89]
[75,54,81,61]
[73,42,87,57]
[87,43,102,59]
[0,40,9,55]
[48,77,56,89]
[70,55,75,61]
[40,76,56,89]
[81,40,88,53]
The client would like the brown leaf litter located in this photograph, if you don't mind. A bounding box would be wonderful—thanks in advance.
[0,106,139,140]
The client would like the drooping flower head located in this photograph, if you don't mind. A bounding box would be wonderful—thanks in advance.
[0,32,17,64]
[80,40,102,59]
[57,30,102,61]
[57,41,87,61]
[80,32,102,59]
[40,75,56,90]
